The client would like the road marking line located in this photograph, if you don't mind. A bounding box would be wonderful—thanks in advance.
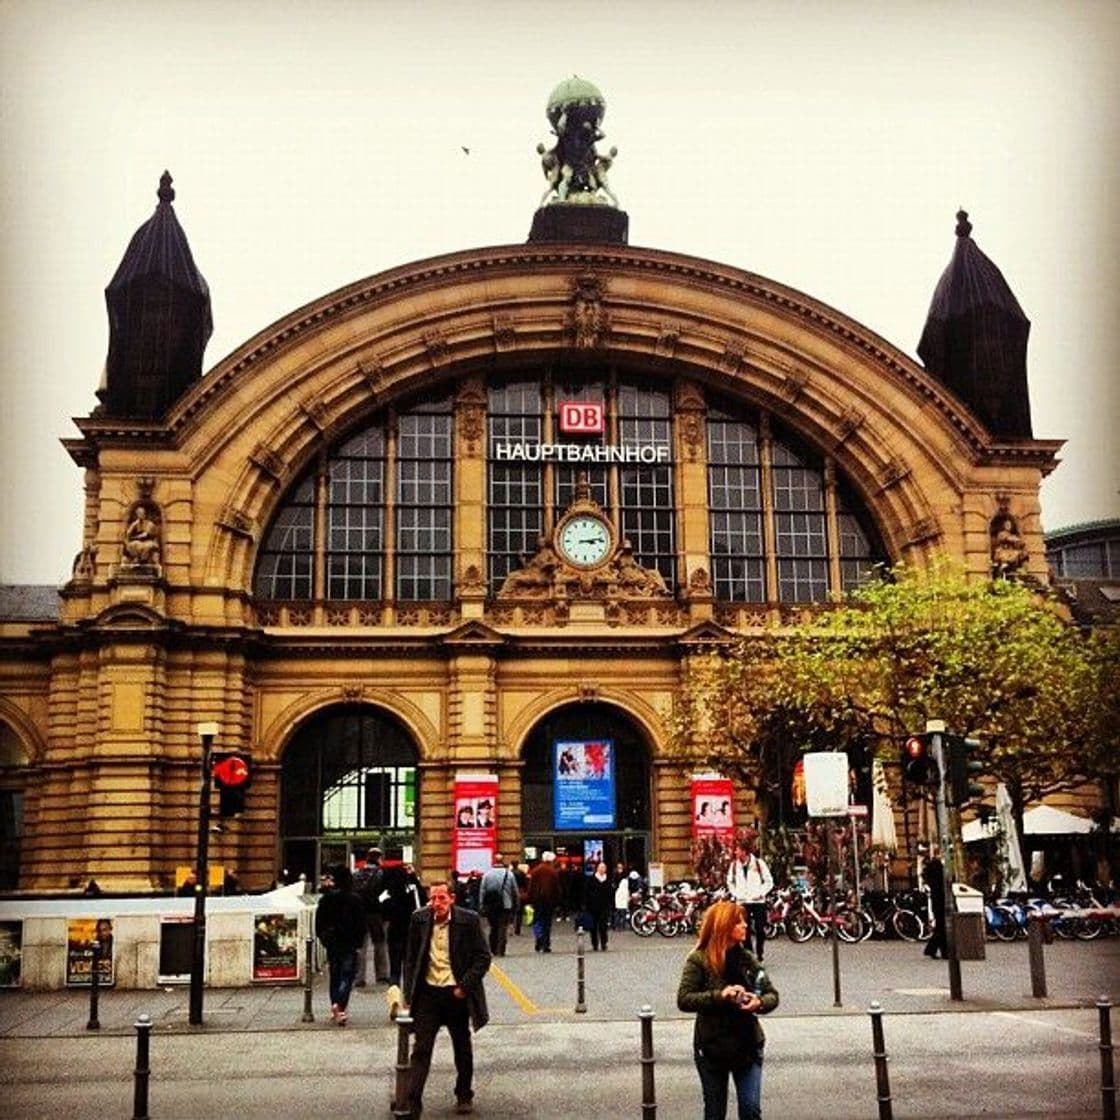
[992,1011,1095,1039]
[488,962,539,1015]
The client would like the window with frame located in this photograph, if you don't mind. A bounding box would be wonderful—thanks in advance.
[708,404,765,601]
[253,393,453,603]
[772,439,829,603]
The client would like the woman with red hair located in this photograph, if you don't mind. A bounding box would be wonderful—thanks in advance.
[677,900,779,1119]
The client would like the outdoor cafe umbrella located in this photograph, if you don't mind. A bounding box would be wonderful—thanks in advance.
[870,758,898,888]
[995,782,1028,892]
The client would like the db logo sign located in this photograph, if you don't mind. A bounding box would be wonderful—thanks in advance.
[558,401,605,434]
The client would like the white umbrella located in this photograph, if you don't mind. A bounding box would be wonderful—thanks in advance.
[995,782,1028,893]
[870,758,898,851]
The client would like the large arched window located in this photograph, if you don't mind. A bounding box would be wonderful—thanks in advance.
[254,392,453,602]
[487,371,676,592]
[280,706,419,880]
[707,396,884,601]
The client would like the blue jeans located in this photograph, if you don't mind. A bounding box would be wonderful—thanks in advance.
[694,1045,763,1120]
[327,948,358,1010]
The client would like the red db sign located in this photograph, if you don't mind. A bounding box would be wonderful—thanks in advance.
[558,402,604,434]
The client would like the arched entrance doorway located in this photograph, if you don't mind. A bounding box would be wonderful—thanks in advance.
[280,705,419,884]
[0,721,29,889]
[520,702,652,876]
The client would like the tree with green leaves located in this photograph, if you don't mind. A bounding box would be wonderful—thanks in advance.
[672,558,1118,873]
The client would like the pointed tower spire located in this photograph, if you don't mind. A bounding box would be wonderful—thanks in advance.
[917,210,1032,438]
[100,172,213,419]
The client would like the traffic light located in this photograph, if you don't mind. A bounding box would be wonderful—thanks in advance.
[211,751,251,817]
[900,733,938,785]
[946,735,984,807]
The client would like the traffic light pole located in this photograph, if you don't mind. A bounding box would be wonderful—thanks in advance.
[189,722,218,1026]
[928,724,963,1001]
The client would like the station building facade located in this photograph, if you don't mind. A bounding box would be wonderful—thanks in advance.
[0,171,1064,893]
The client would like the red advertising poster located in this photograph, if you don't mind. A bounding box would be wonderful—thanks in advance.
[452,773,498,874]
[691,775,735,839]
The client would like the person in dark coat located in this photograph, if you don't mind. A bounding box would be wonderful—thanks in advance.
[402,879,491,1117]
[922,846,948,959]
[381,849,425,986]
[314,865,367,1025]
[583,861,615,950]
[528,851,561,952]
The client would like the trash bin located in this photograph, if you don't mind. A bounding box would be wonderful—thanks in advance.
[951,883,986,961]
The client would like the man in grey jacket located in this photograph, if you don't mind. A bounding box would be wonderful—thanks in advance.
[402,880,491,1116]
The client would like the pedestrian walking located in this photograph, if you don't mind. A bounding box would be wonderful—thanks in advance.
[380,849,426,1019]
[353,846,390,985]
[479,854,517,957]
[528,850,560,952]
[583,861,614,950]
[314,865,367,1026]
[922,845,948,959]
[726,839,774,960]
[401,880,491,1117]
[677,900,779,1120]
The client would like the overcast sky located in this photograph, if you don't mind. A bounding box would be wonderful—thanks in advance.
[1,0,1117,585]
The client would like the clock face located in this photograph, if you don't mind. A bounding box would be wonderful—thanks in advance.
[557,514,612,568]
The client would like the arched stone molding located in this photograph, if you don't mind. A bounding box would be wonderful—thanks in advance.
[258,688,441,764]
[502,685,667,763]
[136,244,1056,591]
[0,700,48,766]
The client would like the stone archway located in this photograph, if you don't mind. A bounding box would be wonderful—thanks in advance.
[519,701,653,877]
[279,704,421,883]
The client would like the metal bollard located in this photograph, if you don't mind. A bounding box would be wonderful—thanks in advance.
[391,1013,414,1119]
[301,936,315,1023]
[1027,914,1047,998]
[132,1013,152,1120]
[1100,996,1116,1120]
[639,1004,656,1119]
[867,1001,893,1120]
[86,939,102,1031]
[575,929,587,1014]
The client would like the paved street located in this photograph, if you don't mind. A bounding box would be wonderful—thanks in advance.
[2,924,1118,1118]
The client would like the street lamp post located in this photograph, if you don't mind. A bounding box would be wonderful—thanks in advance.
[189,721,219,1026]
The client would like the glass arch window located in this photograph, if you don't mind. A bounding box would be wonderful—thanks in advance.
[281,707,418,841]
[707,395,885,602]
[487,371,676,591]
[254,393,453,602]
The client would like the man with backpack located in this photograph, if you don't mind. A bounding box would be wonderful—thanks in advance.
[353,846,390,985]
[479,853,517,957]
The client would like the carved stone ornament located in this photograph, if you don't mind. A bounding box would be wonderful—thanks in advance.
[455,378,487,453]
[358,358,385,391]
[688,567,713,597]
[498,486,670,606]
[341,684,365,702]
[250,443,286,482]
[492,314,516,352]
[568,274,608,349]
[121,500,162,569]
[458,564,489,598]
[300,397,330,432]
[990,507,1029,578]
[423,330,449,367]
[834,405,866,445]
[675,381,706,462]
[71,546,96,581]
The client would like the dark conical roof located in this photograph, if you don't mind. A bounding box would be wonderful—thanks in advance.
[100,172,212,419]
[917,210,1032,438]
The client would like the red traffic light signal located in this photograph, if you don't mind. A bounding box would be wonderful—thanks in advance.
[901,734,938,785]
[211,752,251,817]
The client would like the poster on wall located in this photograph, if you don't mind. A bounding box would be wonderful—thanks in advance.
[554,739,615,830]
[252,914,300,982]
[65,917,114,987]
[0,920,23,987]
[691,774,736,839]
[452,773,498,874]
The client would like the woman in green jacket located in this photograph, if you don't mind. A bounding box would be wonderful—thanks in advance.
[677,900,779,1119]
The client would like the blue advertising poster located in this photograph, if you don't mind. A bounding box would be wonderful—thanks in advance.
[554,739,615,830]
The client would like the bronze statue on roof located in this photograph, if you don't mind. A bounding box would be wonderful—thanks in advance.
[537,77,619,208]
